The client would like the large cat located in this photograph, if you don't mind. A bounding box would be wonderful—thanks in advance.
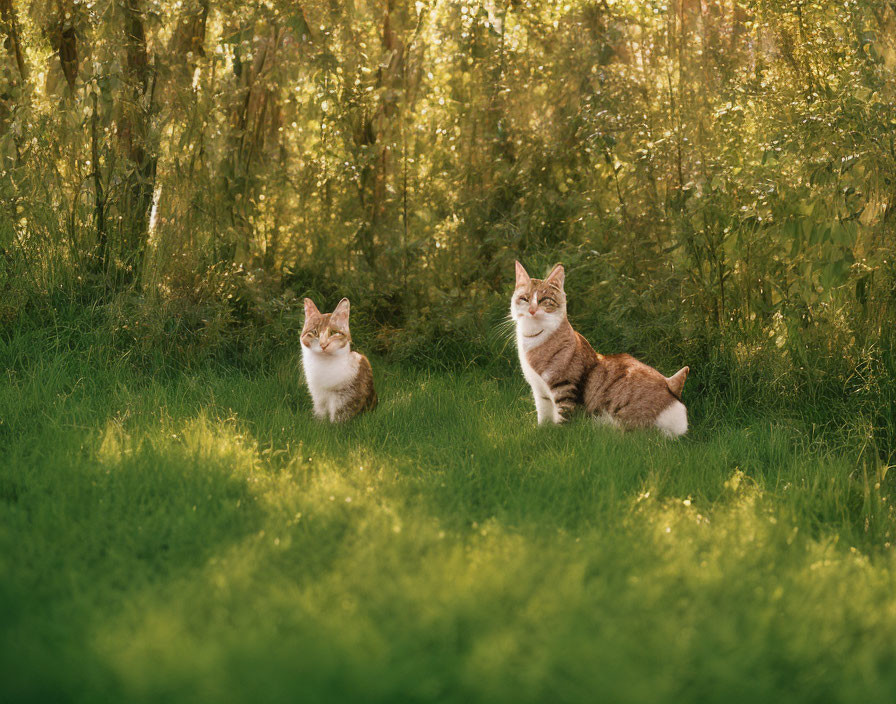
[301,297,377,422]
[512,261,689,437]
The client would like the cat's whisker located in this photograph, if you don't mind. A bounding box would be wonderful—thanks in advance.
[494,314,517,341]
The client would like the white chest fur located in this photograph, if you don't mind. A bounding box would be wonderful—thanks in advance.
[512,303,565,424]
[515,328,560,424]
[516,333,545,386]
[301,345,359,420]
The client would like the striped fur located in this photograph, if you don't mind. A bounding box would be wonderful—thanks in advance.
[301,298,377,422]
[512,262,689,436]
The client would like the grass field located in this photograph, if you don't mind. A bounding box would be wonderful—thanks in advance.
[2,325,896,703]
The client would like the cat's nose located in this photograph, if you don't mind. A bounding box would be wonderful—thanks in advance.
[528,305,538,315]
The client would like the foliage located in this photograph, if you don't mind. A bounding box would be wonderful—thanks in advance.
[0,1,893,447]
[0,1,892,313]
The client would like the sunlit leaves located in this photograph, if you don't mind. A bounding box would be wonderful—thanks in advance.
[0,0,893,363]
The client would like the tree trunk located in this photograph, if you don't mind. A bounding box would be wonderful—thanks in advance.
[355,0,409,273]
[44,0,78,92]
[0,0,26,83]
[118,0,157,288]
[90,91,107,279]
[220,22,283,264]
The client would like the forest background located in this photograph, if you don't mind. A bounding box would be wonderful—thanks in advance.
[1,0,895,458]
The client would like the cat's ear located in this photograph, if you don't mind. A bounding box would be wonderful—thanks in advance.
[544,263,565,290]
[515,261,531,287]
[304,298,321,318]
[331,297,350,325]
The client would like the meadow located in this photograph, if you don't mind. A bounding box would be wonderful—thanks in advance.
[2,1,896,700]
[2,315,895,704]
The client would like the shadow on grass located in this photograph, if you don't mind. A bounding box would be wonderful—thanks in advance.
[0,413,266,701]
[2,356,893,703]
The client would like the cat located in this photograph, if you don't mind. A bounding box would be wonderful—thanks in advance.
[512,261,689,437]
[301,297,378,422]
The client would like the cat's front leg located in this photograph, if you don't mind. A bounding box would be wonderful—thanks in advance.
[311,395,328,420]
[533,391,556,425]
[550,381,577,424]
[326,395,345,423]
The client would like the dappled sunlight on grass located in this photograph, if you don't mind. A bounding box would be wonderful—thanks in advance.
[4,359,896,702]
[98,412,262,473]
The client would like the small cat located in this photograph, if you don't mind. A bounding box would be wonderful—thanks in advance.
[512,261,689,437]
[301,297,377,422]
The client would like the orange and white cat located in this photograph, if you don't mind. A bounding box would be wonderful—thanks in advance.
[512,261,689,437]
[301,297,377,422]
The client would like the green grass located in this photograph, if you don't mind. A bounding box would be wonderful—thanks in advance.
[2,333,896,703]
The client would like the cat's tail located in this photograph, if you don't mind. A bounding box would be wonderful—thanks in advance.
[665,366,689,400]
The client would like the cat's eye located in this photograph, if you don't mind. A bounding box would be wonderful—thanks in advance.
[519,296,529,303]
[542,297,557,306]
[330,330,343,337]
